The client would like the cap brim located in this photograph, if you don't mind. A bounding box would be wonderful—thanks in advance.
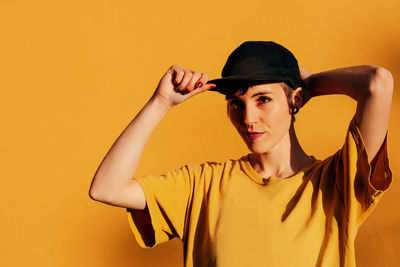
[206,75,291,95]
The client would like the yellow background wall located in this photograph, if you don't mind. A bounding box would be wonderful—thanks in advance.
[1,0,399,266]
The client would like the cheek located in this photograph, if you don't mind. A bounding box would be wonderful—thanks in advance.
[228,112,238,128]
[228,109,240,123]
[262,103,291,130]
[230,116,242,132]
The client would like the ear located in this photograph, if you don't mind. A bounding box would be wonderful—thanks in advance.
[291,86,304,107]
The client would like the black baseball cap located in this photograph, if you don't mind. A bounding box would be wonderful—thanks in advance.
[207,41,302,95]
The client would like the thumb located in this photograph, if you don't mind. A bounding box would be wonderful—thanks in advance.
[184,83,216,98]
[199,83,217,92]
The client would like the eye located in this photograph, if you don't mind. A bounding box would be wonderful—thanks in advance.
[258,96,271,103]
[228,100,243,109]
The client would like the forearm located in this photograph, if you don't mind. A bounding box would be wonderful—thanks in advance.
[305,65,381,101]
[89,96,172,200]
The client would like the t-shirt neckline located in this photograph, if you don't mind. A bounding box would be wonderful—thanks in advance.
[239,154,318,185]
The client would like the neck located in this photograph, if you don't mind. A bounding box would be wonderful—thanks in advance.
[248,120,312,179]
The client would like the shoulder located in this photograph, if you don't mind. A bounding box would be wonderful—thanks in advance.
[190,155,246,170]
[183,155,248,183]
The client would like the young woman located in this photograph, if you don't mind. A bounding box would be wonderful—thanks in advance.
[89,41,393,267]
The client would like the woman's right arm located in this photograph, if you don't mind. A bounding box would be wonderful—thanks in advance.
[88,65,216,210]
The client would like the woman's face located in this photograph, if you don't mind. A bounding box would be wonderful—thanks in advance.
[227,82,293,154]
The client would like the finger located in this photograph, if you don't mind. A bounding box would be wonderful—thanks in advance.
[175,70,193,92]
[198,83,217,92]
[194,73,208,89]
[184,83,216,98]
[173,68,185,86]
[186,71,202,92]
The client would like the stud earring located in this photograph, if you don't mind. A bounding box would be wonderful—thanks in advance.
[292,106,299,115]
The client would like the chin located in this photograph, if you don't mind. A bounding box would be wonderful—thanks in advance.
[245,142,271,154]
[248,147,270,154]
[239,134,267,154]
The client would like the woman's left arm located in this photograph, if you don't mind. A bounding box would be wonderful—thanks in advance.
[301,65,394,166]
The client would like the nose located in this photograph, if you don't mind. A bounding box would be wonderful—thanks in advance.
[242,103,257,127]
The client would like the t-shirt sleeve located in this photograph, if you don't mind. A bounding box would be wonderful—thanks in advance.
[126,164,197,248]
[332,115,392,227]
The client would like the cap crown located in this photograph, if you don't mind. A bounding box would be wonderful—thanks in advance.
[222,41,299,78]
[208,41,301,95]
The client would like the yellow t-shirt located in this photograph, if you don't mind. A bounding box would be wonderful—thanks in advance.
[126,116,392,267]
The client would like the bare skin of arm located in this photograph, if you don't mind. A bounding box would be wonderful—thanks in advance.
[88,65,216,210]
[301,65,393,189]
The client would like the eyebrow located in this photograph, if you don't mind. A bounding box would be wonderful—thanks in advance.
[227,90,273,100]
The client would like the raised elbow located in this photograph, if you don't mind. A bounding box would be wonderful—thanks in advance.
[89,188,113,203]
[369,66,394,96]
[89,188,98,201]
[88,183,111,203]
[89,188,101,201]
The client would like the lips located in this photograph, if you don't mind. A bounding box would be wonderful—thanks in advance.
[246,132,264,140]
